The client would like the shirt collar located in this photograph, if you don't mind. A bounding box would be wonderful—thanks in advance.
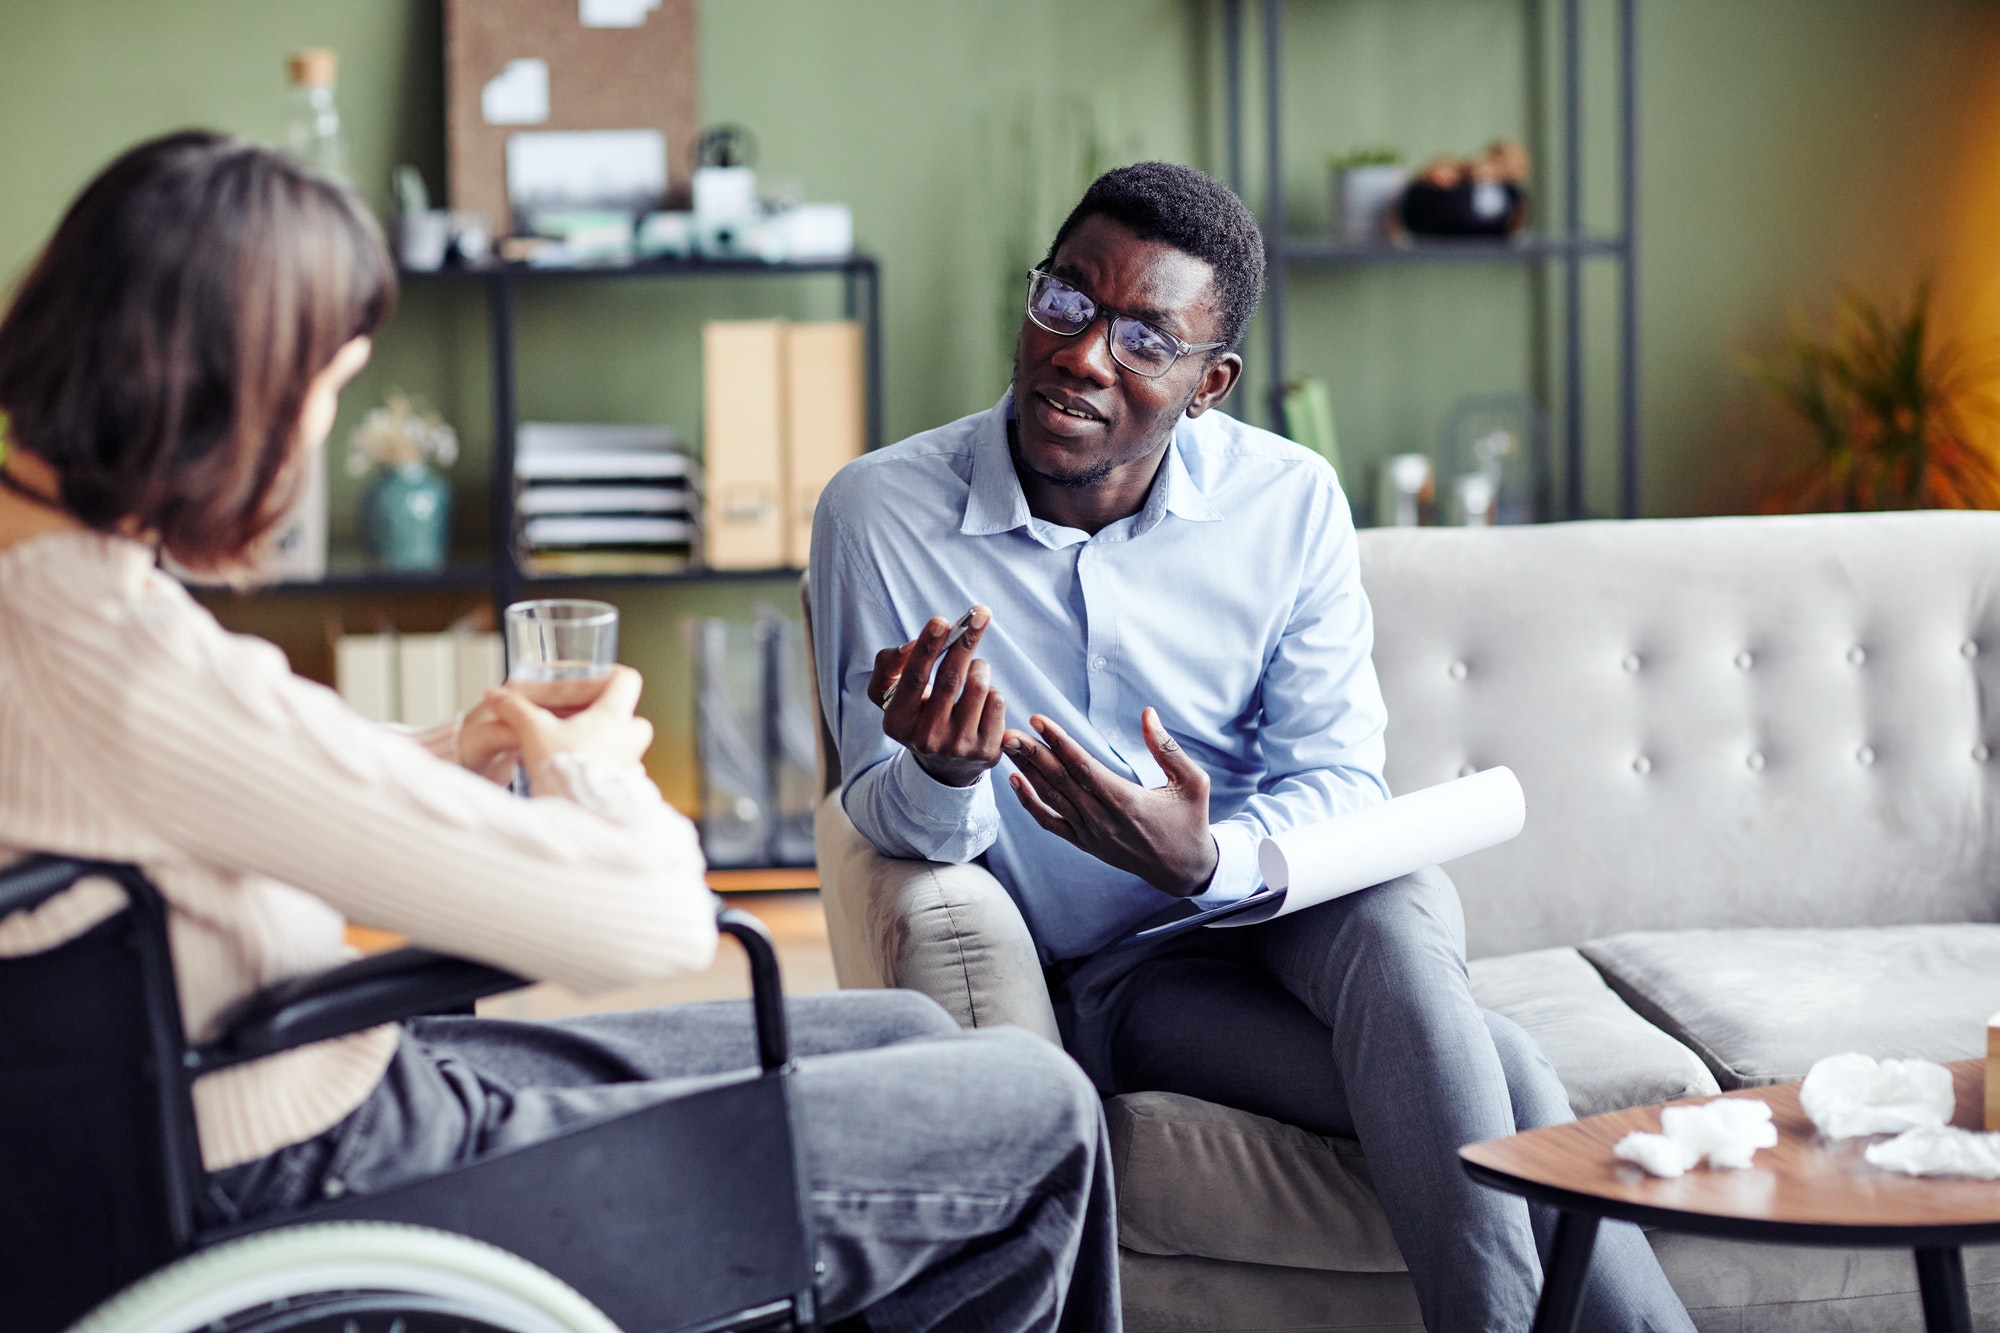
[960,389,1224,539]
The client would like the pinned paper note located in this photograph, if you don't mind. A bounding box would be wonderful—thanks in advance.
[579,0,660,26]
[481,58,549,126]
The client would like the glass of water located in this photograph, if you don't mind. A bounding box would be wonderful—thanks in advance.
[505,598,619,689]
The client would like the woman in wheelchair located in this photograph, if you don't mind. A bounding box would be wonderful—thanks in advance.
[0,132,1117,1332]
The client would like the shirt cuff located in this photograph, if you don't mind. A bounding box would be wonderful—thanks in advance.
[1189,820,1264,907]
[890,747,996,832]
[390,715,465,766]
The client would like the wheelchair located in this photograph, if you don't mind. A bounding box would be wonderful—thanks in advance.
[0,854,821,1333]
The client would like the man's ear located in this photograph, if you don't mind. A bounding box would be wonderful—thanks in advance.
[1183,352,1243,420]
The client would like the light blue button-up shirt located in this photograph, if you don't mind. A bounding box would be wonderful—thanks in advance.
[809,391,1389,962]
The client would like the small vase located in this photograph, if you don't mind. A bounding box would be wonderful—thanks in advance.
[362,462,452,571]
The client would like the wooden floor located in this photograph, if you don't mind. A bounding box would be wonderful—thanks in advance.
[475,891,841,1021]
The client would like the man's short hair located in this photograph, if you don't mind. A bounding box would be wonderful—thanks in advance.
[1042,161,1265,354]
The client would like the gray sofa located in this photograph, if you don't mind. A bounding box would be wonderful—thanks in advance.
[808,512,2000,1331]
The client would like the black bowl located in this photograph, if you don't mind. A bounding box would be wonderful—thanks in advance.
[1399,180,1527,237]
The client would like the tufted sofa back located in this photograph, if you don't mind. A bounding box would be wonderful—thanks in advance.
[1359,512,2000,959]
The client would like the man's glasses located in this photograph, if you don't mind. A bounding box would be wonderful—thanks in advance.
[1025,270,1225,379]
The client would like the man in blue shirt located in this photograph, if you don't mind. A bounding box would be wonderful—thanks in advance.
[810,162,1692,1333]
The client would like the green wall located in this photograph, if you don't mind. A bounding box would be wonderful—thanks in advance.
[3,0,1997,801]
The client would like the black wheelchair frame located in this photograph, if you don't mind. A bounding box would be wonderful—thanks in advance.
[0,854,820,1333]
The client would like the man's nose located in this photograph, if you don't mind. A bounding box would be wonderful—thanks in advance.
[1046,318,1119,386]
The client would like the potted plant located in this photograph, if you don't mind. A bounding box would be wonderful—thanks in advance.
[1327,146,1405,244]
[347,390,459,570]
[1748,283,2000,512]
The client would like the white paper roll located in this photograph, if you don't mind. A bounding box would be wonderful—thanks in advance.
[1253,767,1526,914]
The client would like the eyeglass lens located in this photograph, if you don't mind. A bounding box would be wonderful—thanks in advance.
[1027,272,1181,377]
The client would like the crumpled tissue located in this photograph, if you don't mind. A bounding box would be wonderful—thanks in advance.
[1614,1098,1777,1178]
[1864,1126,2000,1179]
[1799,1053,1954,1140]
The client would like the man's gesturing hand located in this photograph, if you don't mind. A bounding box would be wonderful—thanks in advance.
[868,607,1005,787]
[1004,708,1220,898]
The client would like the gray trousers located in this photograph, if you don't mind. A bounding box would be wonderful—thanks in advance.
[1058,867,1695,1333]
[205,990,1120,1332]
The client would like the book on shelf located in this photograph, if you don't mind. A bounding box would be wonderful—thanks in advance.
[521,549,696,576]
[334,627,504,726]
[522,514,697,548]
[515,421,700,482]
[517,484,696,516]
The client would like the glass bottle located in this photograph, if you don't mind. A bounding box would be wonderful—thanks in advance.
[285,49,348,180]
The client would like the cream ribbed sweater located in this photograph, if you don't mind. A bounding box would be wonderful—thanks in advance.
[0,530,717,1170]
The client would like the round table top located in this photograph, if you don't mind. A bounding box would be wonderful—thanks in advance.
[1460,1059,2000,1246]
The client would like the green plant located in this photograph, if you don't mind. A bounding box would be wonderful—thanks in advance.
[1747,283,2000,512]
[1327,146,1403,171]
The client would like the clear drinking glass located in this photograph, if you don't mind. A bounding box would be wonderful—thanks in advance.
[505,598,619,687]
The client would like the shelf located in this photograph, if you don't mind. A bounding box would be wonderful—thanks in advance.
[184,563,807,597]
[1282,235,1628,267]
[398,254,876,286]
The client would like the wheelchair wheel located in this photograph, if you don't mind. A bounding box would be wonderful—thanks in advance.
[67,1222,622,1333]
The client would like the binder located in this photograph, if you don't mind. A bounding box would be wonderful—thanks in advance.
[783,321,864,567]
[702,320,787,569]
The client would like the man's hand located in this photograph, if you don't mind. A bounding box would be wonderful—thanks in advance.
[1004,708,1219,897]
[869,607,1005,787]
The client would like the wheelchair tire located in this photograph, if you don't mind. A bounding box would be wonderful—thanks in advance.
[66,1222,622,1333]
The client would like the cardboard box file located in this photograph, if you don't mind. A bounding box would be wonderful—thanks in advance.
[702,320,787,569]
[783,321,865,567]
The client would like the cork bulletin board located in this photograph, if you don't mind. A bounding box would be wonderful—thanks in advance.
[444,0,698,233]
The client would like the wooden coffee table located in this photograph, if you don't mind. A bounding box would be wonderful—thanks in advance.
[1461,1059,2000,1333]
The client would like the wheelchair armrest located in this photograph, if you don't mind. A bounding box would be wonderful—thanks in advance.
[193,908,789,1075]
[193,948,527,1073]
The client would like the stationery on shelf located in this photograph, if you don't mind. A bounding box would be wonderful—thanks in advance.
[515,421,700,575]
[702,318,865,571]
[1124,767,1527,944]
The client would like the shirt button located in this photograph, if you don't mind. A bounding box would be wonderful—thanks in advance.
[1847,646,1867,666]
[1734,651,1754,671]
[1448,661,1469,681]
[1975,743,1991,762]
[1091,655,1109,670]
[1965,641,1981,660]
[1632,755,1652,776]
[1856,745,1875,766]
[1621,653,1641,674]
[1746,751,1765,772]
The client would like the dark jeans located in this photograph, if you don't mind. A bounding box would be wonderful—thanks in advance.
[205,990,1120,1333]
[1059,867,1694,1333]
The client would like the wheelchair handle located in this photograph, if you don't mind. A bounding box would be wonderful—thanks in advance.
[717,908,789,1072]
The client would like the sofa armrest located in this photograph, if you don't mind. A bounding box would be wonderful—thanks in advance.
[814,791,1060,1044]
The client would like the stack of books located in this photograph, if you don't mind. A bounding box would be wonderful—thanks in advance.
[515,422,702,576]
[335,627,505,726]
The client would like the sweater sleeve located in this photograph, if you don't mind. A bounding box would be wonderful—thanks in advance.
[7,577,717,993]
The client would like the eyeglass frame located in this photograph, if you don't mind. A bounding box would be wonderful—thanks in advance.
[1023,269,1228,379]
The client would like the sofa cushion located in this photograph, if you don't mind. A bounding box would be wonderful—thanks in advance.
[1467,946,1720,1116]
[1581,925,2000,1088]
[1107,1092,1405,1274]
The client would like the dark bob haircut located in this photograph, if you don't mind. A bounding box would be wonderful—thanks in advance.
[1041,161,1265,353]
[0,130,396,571]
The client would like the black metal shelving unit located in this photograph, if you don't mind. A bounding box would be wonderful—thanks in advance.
[203,253,883,613]
[1220,0,1639,520]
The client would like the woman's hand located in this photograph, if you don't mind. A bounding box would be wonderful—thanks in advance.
[481,666,654,791]
[456,675,617,783]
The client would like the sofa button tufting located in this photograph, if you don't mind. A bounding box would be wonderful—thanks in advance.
[1746,751,1765,772]
[1847,646,1867,666]
[1734,651,1754,670]
[1622,653,1641,674]
[1965,641,1982,660]
[1856,745,1875,766]
[1448,661,1469,681]
[1977,744,1991,762]
[1632,755,1652,775]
